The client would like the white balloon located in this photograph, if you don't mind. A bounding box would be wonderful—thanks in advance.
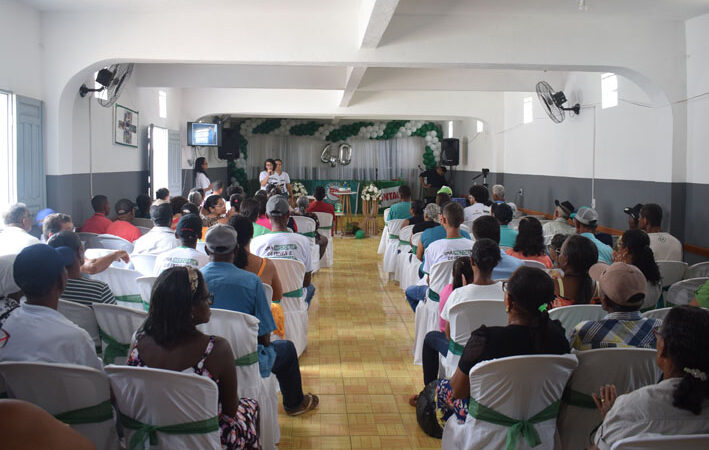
[425,135,433,143]
[430,130,437,137]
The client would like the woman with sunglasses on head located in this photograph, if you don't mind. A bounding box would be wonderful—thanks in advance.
[127,266,260,449]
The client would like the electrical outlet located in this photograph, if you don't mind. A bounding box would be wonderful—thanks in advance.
[518,188,524,196]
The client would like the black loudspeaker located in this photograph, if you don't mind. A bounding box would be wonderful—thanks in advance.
[441,138,459,166]
[219,128,239,160]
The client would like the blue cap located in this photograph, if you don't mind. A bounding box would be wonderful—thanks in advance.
[13,244,75,296]
[35,208,56,226]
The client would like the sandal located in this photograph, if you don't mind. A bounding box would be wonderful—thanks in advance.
[408,394,418,407]
[286,393,319,416]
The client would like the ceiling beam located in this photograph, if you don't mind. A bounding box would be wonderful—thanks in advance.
[339,66,368,107]
[359,0,400,48]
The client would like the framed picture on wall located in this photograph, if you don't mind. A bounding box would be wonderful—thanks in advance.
[114,104,139,147]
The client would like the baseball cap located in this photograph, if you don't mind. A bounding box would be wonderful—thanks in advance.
[35,208,56,226]
[437,186,453,196]
[492,202,513,224]
[574,206,599,226]
[204,224,237,254]
[623,203,644,221]
[149,203,173,224]
[115,198,135,215]
[0,254,19,297]
[176,214,203,239]
[596,262,647,307]
[554,200,575,216]
[266,196,290,217]
[13,244,74,296]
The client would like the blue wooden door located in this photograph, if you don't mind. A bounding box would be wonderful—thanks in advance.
[15,96,45,215]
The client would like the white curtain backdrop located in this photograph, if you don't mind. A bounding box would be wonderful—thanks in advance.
[246,135,424,187]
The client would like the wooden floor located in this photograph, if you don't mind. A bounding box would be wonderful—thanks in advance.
[276,236,441,449]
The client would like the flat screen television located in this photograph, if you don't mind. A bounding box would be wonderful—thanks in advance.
[187,122,221,147]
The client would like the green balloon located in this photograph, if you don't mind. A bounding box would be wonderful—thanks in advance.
[355,229,365,239]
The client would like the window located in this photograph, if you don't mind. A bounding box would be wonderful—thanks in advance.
[448,120,454,137]
[150,125,169,197]
[476,120,484,133]
[158,90,167,119]
[0,91,15,211]
[93,71,108,101]
[523,96,533,124]
[601,73,618,109]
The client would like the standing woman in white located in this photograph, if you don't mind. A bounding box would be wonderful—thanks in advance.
[259,158,277,191]
[274,159,292,199]
[193,157,213,195]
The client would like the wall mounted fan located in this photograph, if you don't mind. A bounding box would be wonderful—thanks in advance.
[79,63,134,107]
[535,81,580,124]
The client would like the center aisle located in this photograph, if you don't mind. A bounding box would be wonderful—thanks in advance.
[277,237,441,449]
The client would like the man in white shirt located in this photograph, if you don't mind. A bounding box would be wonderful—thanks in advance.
[274,159,292,198]
[639,203,683,261]
[0,244,102,370]
[250,196,315,305]
[542,199,576,242]
[153,214,209,275]
[132,203,180,255]
[464,185,491,223]
[0,203,40,256]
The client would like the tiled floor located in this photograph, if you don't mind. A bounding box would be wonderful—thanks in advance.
[276,236,441,449]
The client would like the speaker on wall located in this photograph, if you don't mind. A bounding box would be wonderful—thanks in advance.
[219,128,239,160]
[441,138,459,166]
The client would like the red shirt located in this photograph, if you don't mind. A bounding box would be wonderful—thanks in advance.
[306,200,335,219]
[105,220,142,242]
[80,213,112,234]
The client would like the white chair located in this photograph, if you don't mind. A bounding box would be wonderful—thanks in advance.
[522,259,548,270]
[77,232,101,249]
[557,348,660,450]
[130,254,157,276]
[377,207,391,255]
[136,276,156,306]
[198,309,279,450]
[105,365,221,450]
[440,300,507,378]
[92,303,147,365]
[57,299,101,353]
[383,219,407,274]
[400,232,424,291]
[133,218,154,229]
[270,258,308,356]
[413,259,455,365]
[643,281,662,310]
[136,226,151,235]
[611,434,709,450]
[549,304,606,340]
[89,266,145,310]
[263,283,273,304]
[641,307,672,320]
[96,234,134,253]
[394,225,414,283]
[657,260,689,288]
[84,248,131,269]
[442,354,578,450]
[460,221,473,234]
[686,261,709,279]
[196,241,207,254]
[666,277,709,306]
[313,212,334,267]
[293,215,320,274]
[0,361,120,450]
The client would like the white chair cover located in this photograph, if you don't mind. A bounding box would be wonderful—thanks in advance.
[92,303,147,365]
[611,434,709,450]
[293,216,320,274]
[96,234,134,253]
[399,232,424,291]
[666,277,709,306]
[198,309,280,450]
[196,242,207,254]
[377,207,391,255]
[686,261,709,279]
[57,299,101,352]
[105,365,221,450]
[558,348,660,450]
[413,260,455,365]
[130,254,157,276]
[263,283,273,304]
[313,212,334,267]
[0,361,120,449]
[136,276,156,306]
[77,232,102,249]
[643,281,662,310]
[136,226,151,235]
[657,260,689,288]
[641,307,672,320]
[522,260,547,270]
[90,266,145,310]
[270,258,308,356]
[548,304,606,340]
[442,354,578,450]
[462,221,474,234]
[440,300,507,378]
[383,219,407,274]
[394,225,414,283]
[84,248,131,269]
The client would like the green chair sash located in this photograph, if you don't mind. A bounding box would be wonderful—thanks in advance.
[468,398,560,450]
[448,340,464,356]
[320,225,332,230]
[234,351,258,366]
[300,231,316,238]
[427,289,440,302]
[389,234,399,239]
[115,294,144,304]
[412,245,418,254]
[100,329,130,364]
[283,288,304,298]
[399,239,411,246]
[55,399,114,425]
[561,388,596,409]
[120,413,219,450]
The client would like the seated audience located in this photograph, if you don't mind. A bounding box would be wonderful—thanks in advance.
[169,195,189,229]
[251,196,316,306]
[571,262,661,350]
[253,191,271,231]
[200,225,319,416]
[592,306,709,449]
[471,216,524,280]
[623,203,643,230]
[105,198,142,242]
[0,244,102,370]
[639,203,683,261]
[542,200,575,239]
[201,194,227,228]
[211,180,225,197]
[491,184,518,217]
[405,202,472,312]
[436,266,570,422]
[155,187,170,203]
[187,188,203,208]
[80,195,112,234]
[33,208,56,238]
[403,200,426,227]
[0,254,21,325]
[437,256,475,334]
[614,229,662,302]
[0,203,40,256]
[306,185,336,227]
[228,193,243,216]
[134,193,152,219]
[181,202,200,217]
[388,185,413,220]
[412,203,440,236]
[47,231,116,306]
[240,197,270,237]
[548,233,568,268]
[551,234,600,308]
[491,202,517,248]
[416,194,471,263]
[127,266,260,448]
[506,216,553,268]
[464,185,491,223]
[573,206,613,264]
[153,214,209,275]
[132,203,180,255]
[42,212,73,240]
[294,196,327,259]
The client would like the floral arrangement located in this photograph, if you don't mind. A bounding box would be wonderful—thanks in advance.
[291,181,308,198]
[361,183,382,202]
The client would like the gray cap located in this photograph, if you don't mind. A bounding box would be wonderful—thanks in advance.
[204,224,237,254]
[266,196,290,217]
[574,206,599,226]
[150,203,173,224]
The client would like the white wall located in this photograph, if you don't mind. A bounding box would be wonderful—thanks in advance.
[0,0,42,99]
[685,13,709,185]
